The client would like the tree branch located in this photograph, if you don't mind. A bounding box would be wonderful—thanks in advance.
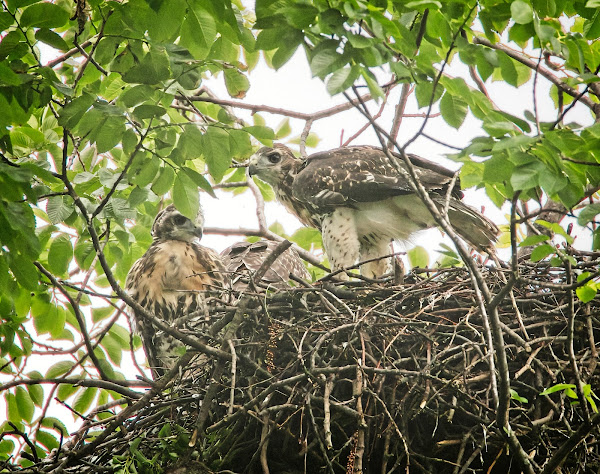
[472,36,600,116]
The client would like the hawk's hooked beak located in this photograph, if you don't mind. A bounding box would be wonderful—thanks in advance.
[247,154,259,176]
[193,226,203,239]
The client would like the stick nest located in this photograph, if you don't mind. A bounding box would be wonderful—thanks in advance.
[41,254,600,473]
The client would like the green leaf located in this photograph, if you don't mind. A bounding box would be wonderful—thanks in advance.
[173,172,200,220]
[46,360,74,379]
[271,30,304,69]
[132,104,166,120]
[540,383,576,396]
[27,381,44,408]
[291,227,322,251]
[151,165,175,196]
[58,94,95,130]
[102,333,123,365]
[48,235,73,276]
[109,324,132,350]
[50,308,66,339]
[36,430,59,452]
[275,119,292,139]
[56,383,78,401]
[518,234,549,247]
[440,92,468,129]
[32,298,57,335]
[9,254,39,290]
[405,0,442,8]
[326,66,356,95]
[74,238,94,270]
[511,0,533,24]
[415,80,443,108]
[35,28,69,51]
[0,439,15,455]
[92,306,115,323]
[224,68,250,99]
[510,388,529,403]
[73,387,97,416]
[577,283,597,303]
[182,167,216,198]
[104,198,136,221]
[510,164,540,190]
[578,203,600,226]
[497,52,518,87]
[15,387,34,422]
[530,244,556,262]
[119,85,155,108]
[180,6,217,58]
[148,0,185,42]
[122,47,171,85]
[20,3,70,28]
[6,393,20,423]
[244,125,275,141]
[130,154,159,187]
[202,127,232,182]
[535,220,574,244]
[0,62,22,86]
[310,46,345,78]
[408,246,429,268]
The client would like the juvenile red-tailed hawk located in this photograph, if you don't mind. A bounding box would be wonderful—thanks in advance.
[221,239,310,291]
[248,145,498,278]
[125,204,226,379]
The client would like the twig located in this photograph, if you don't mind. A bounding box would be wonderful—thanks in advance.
[227,339,237,416]
[472,36,599,116]
[35,262,110,381]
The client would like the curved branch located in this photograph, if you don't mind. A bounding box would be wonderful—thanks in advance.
[472,36,600,116]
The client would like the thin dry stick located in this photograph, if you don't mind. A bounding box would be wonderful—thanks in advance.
[387,83,412,149]
[323,374,334,450]
[259,412,271,474]
[227,339,237,416]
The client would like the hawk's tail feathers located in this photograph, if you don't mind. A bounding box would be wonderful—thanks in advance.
[439,198,499,252]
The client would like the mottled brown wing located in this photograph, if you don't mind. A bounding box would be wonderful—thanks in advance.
[292,146,461,210]
[221,240,310,290]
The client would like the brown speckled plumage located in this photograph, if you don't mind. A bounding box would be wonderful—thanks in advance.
[125,205,226,379]
[249,145,498,278]
[221,239,310,291]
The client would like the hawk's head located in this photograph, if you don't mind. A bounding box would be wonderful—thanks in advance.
[151,204,204,242]
[247,144,300,188]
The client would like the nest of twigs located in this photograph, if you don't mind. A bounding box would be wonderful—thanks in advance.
[43,252,600,473]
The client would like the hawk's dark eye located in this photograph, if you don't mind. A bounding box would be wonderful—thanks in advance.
[173,215,188,226]
[267,152,281,164]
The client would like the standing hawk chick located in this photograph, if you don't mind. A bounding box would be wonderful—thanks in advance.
[248,145,498,278]
[221,239,310,291]
[125,204,226,379]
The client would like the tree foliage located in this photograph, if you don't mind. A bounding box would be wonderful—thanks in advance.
[0,0,599,471]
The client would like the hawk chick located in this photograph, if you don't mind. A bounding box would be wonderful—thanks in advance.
[221,239,310,291]
[125,204,226,379]
[248,145,498,278]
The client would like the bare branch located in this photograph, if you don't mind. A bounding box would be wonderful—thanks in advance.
[473,36,600,116]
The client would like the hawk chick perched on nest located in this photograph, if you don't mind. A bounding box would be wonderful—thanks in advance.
[221,239,310,291]
[125,204,226,379]
[248,145,498,278]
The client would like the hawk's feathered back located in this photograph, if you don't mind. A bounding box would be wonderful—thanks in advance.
[249,145,498,278]
[221,239,310,291]
[125,205,226,379]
